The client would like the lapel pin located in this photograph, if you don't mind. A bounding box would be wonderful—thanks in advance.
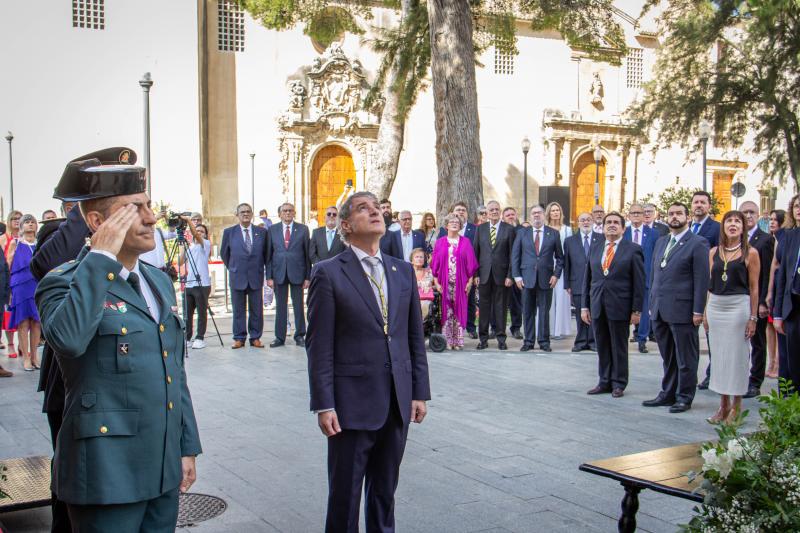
[119,343,129,355]
[392,266,397,271]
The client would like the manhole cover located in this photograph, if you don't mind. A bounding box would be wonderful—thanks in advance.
[177,492,227,527]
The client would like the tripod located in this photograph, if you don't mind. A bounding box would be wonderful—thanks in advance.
[165,228,224,347]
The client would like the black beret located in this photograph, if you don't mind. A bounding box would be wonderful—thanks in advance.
[54,147,146,201]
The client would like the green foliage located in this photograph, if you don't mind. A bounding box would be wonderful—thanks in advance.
[306,8,363,49]
[640,185,722,216]
[682,380,800,532]
[0,463,9,500]
[629,0,800,189]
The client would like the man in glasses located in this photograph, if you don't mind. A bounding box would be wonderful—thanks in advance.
[397,210,426,262]
[310,206,346,264]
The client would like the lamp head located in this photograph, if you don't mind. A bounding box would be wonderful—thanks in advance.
[4,131,12,142]
[593,147,602,163]
[698,119,712,140]
[521,136,531,154]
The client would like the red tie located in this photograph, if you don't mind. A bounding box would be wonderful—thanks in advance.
[534,230,541,255]
[284,225,291,249]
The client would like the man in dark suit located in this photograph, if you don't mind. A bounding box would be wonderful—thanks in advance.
[221,203,270,349]
[396,210,426,262]
[437,201,479,338]
[306,191,430,533]
[512,204,564,352]
[502,207,523,339]
[379,225,404,260]
[474,200,514,350]
[623,203,657,353]
[310,206,346,264]
[740,201,775,397]
[643,202,709,413]
[644,203,669,237]
[773,226,800,391]
[563,212,598,352]
[266,202,311,347]
[582,212,645,397]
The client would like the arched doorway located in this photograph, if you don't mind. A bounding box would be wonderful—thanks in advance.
[572,151,606,223]
[311,145,355,225]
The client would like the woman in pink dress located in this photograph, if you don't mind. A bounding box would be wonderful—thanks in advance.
[430,214,478,350]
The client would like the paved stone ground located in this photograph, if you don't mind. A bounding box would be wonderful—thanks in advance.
[0,305,775,533]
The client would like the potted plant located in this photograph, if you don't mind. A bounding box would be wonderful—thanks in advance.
[683,380,800,532]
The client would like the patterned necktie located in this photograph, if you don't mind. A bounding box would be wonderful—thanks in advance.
[583,234,590,257]
[692,222,701,234]
[127,272,144,299]
[327,230,334,251]
[603,242,616,271]
[490,225,497,247]
[363,256,388,331]
[634,228,640,245]
[284,225,291,249]
[534,229,541,255]
[663,235,678,260]
[244,227,252,254]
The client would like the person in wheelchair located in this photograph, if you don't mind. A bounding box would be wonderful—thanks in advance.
[411,248,435,318]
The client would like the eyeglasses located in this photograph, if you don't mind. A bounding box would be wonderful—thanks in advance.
[326,213,338,217]
[629,211,643,216]
[478,211,487,216]
[400,217,412,222]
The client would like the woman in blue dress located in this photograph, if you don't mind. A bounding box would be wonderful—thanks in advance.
[8,214,40,371]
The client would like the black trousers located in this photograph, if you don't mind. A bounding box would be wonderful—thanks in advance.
[571,293,595,349]
[592,312,629,390]
[479,279,508,342]
[652,316,699,405]
[185,286,210,341]
[522,286,552,348]
[508,285,522,332]
[274,282,306,343]
[466,286,477,333]
[231,287,263,341]
[46,411,71,533]
[748,316,769,389]
[326,394,408,533]
[784,296,800,392]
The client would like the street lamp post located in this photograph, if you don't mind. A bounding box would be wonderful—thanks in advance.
[249,153,256,209]
[699,119,711,191]
[4,132,13,212]
[521,136,531,222]
[593,145,602,206]
[139,72,154,196]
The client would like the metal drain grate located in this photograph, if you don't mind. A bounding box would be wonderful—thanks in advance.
[177,492,227,527]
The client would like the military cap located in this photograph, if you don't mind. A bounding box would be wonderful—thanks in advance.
[54,147,146,201]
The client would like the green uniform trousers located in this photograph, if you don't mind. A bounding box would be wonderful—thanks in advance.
[66,488,178,533]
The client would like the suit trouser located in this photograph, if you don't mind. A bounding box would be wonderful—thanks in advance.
[274,282,306,342]
[479,279,508,343]
[785,298,800,392]
[593,312,630,389]
[652,317,699,405]
[489,286,522,333]
[185,286,210,341]
[748,316,769,389]
[231,286,263,341]
[326,393,409,533]
[633,288,651,342]
[571,293,595,349]
[778,331,790,383]
[67,488,179,533]
[46,411,71,533]
[466,286,477,333]
[522,286,552,347]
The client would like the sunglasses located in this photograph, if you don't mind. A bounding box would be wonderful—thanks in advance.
[478,211,487,215]
[326,213,338,217]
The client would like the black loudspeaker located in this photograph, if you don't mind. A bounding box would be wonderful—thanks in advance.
[538,186,571,223]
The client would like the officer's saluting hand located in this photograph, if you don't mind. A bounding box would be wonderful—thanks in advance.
[35,156,201,533]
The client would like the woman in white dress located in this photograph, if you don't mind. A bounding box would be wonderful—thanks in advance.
[546,202,573,339]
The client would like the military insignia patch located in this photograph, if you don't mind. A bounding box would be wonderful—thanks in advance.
[119,343,129,355]
[116,302,127,313]
[104,301,118,311]
[119,149,131,164]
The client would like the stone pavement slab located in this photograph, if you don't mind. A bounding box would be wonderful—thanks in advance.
[0,312,775,532]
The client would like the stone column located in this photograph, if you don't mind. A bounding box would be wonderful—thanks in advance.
[629,142,640,203]
[559,138,573,185]
[613,145,627,210]
[543,136,556,185]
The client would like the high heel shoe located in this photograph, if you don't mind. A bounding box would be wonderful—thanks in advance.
[707,408,729,424]
[7,343,16,358]
[725,407,741,424]
[22,356,34,372]
[31,356,41,370]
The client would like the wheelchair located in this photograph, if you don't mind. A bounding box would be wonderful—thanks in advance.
[422,290,447,353]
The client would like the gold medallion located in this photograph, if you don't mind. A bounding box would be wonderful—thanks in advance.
[721,273,728,282]
[603,268,609,276]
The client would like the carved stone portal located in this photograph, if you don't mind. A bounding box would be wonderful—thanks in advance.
[278,44,381,218]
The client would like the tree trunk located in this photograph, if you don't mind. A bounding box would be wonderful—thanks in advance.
[428,0,483,224]
[366,0,415,200]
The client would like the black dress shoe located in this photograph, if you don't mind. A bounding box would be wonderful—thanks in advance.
[648,334,656,342]
[638,341,649,354]
[520,343,533,352]
[468,331,478,339]
[497,340,507,350]
[571,346,583,352]
[587,344,597,351]
[612,388,625,398]
[698,377,710,390]
[295,337,305,347]
[642,395,675,407]
[476,341,489,350]
[669,402,691,413]
[540,346,552,352]
[587,385,611,395]
[511,330,523,340]
[743,387,760,399]
[269,339,285,348]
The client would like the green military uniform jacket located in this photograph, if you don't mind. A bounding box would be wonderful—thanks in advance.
[35,248,202,505]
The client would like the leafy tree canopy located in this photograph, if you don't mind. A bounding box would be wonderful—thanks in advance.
[640,185,722,217]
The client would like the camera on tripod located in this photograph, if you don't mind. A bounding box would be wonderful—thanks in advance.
[167,211,192,232]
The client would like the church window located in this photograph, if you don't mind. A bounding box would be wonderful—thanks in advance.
[626,48,643,88]
[493,37,515,76]
[218,0,245,52]
[72,0,104,30]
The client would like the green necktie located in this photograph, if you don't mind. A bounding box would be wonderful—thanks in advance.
[663,236,678,260]
[490,225,497,247]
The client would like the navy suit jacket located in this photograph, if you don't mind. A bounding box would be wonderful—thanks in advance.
[649,231,709,323]
[749,228,774,307]
[694,217,720,248]
[774,228,800,320]
[581,238,645,320]
[306,247,431,430]
[623,224,657,289]
[562,231,600,295]
[266,222,311,285]
[511,225,564,290]
[379,229,404,260]
[309,226,346,264]
[220,224,270,291]
[396,229,427,261]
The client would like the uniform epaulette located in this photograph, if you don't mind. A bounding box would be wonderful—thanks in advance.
[48,259,79,276]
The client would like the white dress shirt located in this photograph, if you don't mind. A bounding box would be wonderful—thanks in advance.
[630,223,644,246]
[400,231,413,262]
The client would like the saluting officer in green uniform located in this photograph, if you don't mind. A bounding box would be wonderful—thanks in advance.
[35,155,202,532]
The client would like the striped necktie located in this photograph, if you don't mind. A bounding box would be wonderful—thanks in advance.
[490,225,496,247]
